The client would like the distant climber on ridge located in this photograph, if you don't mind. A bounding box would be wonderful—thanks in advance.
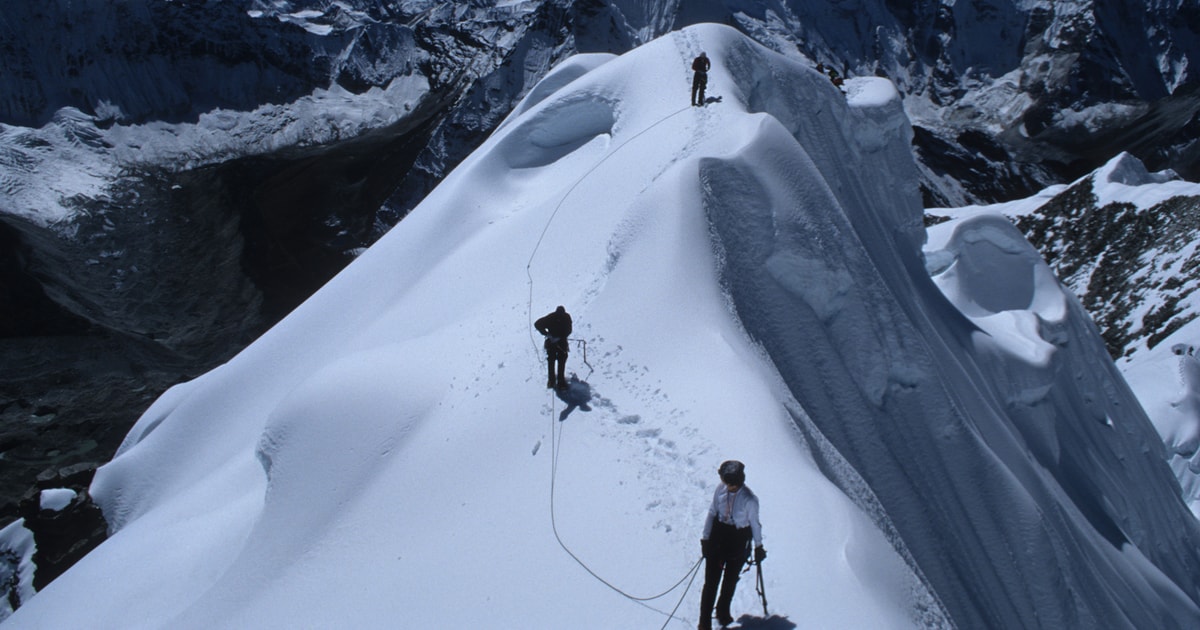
[535,305,572,390]
[691,52,711,106]
[699,460,765,629]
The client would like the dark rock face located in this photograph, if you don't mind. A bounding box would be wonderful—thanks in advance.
[0,0,407,128]
[1018,178,1200,358]
[0,335,182,525]
[0,222,89,339]
[900,0,1200,204]
[0,464,108,617]
[912,125,1060,207]
[20,464,108,591]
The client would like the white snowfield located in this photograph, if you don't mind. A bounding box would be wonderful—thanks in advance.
[9,24,1200,629]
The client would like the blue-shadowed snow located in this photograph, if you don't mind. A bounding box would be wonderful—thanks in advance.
[932,152,1200,520]
[9,25,1200,630]
[927,215,1066,366]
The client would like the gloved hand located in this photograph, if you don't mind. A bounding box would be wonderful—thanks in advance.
[754,546,766,563]
[701,539,711,557]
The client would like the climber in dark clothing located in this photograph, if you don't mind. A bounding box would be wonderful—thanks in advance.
[691,52,711,106]
[699,460,765,630]
[535,306,572,390]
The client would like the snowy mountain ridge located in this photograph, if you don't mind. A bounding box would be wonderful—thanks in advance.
[6,25,1200,629]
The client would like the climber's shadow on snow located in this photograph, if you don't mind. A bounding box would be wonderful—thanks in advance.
[556,375,592,421]
[733,614,795,629]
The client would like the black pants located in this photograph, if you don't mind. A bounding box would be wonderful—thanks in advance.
[546,342,568,387]
[700,520,751,626]
[692,71,708,105]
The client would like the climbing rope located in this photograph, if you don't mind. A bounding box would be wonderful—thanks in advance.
[547,390,703,628]
[522,67,703,628]
[524,104,693,365]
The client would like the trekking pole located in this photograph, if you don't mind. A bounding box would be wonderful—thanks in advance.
[755,560,768,616]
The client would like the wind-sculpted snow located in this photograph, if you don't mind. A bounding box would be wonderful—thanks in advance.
[927,216,1067,365]
[930,154,1200,518]
[704,30,1200,630]
[1142,345,1200,517]
[8,24,1200,629]
[926,216,1200,626]
[497,95,617,169]
[500,54,618,127]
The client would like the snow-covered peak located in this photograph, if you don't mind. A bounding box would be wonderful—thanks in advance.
[8,23,1200,629]
[1088,152,1192,207]
[1095,152,1180,188]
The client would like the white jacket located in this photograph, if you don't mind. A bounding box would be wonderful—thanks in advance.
[702,484,762,547]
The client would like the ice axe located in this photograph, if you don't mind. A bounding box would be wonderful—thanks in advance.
[741,545,769,616]
[754,559,768,616]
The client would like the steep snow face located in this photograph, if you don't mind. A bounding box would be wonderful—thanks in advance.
[9,23,1200,630]
[922,215,1200,625]
[1127,337,1200,519]
[929,153,1200,519]
[702,37,1200,628]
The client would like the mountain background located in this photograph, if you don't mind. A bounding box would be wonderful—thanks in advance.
[2,0,1200,616]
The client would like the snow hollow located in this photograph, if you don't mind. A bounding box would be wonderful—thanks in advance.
[8,24,1200,630]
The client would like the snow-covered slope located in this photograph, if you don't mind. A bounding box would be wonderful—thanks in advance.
[8,24,1200,629]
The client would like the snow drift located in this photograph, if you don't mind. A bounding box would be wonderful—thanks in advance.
[7,24,1200,629]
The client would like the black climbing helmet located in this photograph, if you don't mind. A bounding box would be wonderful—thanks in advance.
[719,460,745,486]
